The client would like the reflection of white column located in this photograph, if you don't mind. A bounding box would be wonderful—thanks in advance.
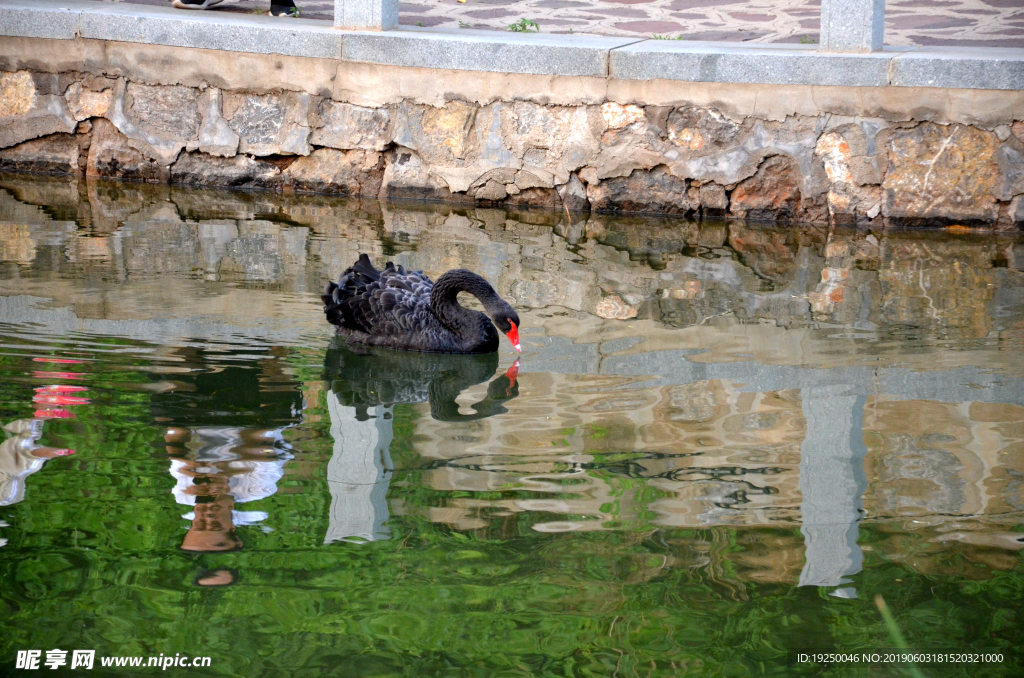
[799,389,867,592]
[324,395,393,544]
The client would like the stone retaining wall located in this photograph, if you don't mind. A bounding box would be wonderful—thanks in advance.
[1,39,1022,228]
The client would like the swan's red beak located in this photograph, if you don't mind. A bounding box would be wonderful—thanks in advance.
[505,320,521,352]
[505,359,519,388]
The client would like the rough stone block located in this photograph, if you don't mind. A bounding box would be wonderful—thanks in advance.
[378,146,466,202]
[557,174,589,212]
[588,166,692,215]
[87,118,170,183]
[343,29,635,78]
[504,187,562,210]
[224,92,312,157]
[882,123,1001,223]
[126,83,200,145]
[65,81,114,121]
[312,101,392,151]
[0,71,36,117]
[729,155,802,221]
[1009,196,1024,226]
[0,133,79,174]
[388,100,528,195]
[0,72,76,149]
[170,151,281,189]
[667,106,741,154]
[665,115,823,195]
[997,141,1024,201]
[195,88,239,158]
[103,80,192,165]
[698,182,728,212]
[283,148,384,195]
[501,102,600,187]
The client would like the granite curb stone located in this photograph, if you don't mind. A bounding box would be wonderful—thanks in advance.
[342,28,641,78]
[607,41,906,88]
[891,49,1024,91]
[0,3,80,40]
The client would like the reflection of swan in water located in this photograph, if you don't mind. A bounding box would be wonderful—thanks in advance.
[321,340,520,544]
[323,339,520,422]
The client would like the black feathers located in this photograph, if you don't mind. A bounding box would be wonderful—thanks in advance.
[322,254,519,354]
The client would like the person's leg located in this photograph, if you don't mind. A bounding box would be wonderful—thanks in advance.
[269,0,298,16]
[171,0,225,9]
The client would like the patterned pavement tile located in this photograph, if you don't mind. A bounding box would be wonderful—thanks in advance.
[86,0,1024,47]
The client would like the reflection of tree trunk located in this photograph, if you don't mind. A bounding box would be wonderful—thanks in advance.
[324,394,393,544]
[799,389,867,589]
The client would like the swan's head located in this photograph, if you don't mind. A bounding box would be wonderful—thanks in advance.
[491,305,522,353]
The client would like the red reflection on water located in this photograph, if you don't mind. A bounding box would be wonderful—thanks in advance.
[34,409,76,419]
[33,394,91,405]
[32,371,86,379]
[35,385,89,394]
[30,359,91,420]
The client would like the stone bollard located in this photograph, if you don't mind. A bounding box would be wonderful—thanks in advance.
[819,0,885,53]
[334,0,398,30]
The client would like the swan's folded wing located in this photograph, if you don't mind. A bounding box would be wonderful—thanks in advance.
[339,281,430,338]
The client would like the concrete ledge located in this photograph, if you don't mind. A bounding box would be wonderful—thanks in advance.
[342,27,639,78]
[2,0,344,59]
[80,4,343,60]
[0,0,1022,90]
[0,2,80,40]
[891,48,1024,90]
[609,41,904,88]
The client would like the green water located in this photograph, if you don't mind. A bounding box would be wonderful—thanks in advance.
[0,175,1022,677]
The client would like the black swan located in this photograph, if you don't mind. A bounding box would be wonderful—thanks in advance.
[324,340,519,421]
[322,254,521,354]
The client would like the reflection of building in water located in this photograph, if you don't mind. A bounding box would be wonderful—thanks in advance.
[0,419,74,508]
[399,370,1024,584]
[324,396,393,544]
[405,374,805,533]
[148,347,303,553]
[863,399,1024,552]
[165,427,292,552]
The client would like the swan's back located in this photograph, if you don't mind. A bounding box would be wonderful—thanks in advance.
[322,254,450,351]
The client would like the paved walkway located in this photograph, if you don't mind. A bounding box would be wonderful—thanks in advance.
[90,0,1024,47]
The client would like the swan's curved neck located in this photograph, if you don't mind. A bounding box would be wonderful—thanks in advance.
[431,270,501,347]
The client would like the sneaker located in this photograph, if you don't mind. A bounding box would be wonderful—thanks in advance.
[270,0,299,16]
[172,0,225,9]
